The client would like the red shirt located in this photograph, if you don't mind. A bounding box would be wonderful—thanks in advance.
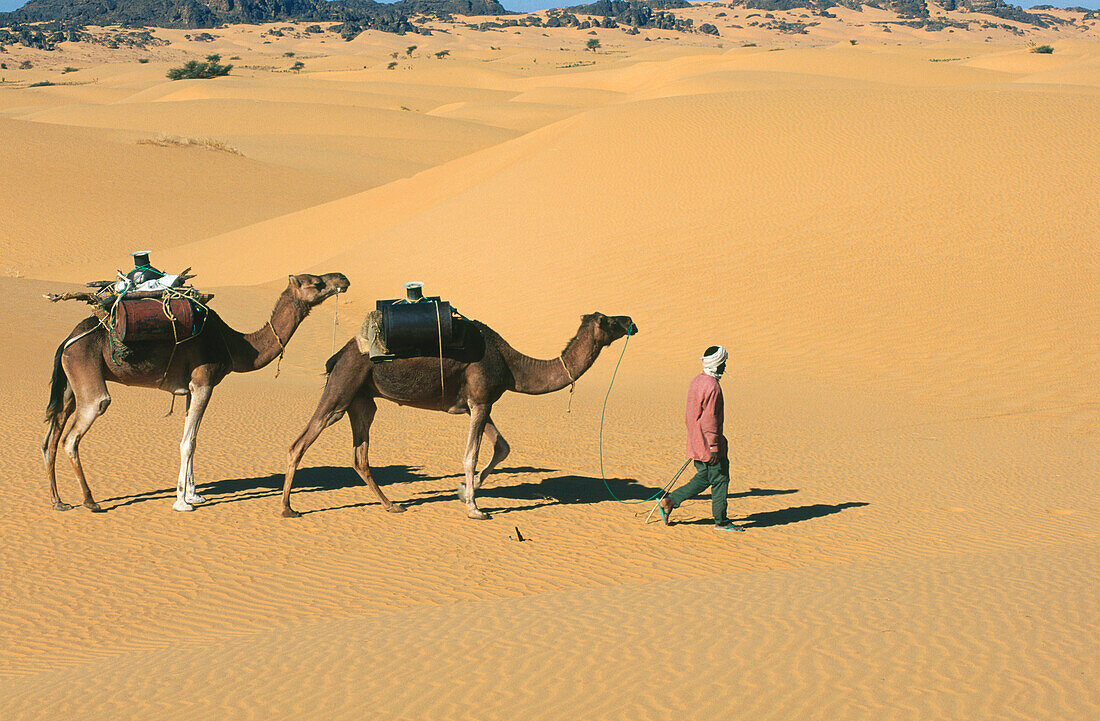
[685,373,725,462]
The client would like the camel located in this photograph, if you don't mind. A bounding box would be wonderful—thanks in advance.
[282,311,637,519]
[43,272,350,513]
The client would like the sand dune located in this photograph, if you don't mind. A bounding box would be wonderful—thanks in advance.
[1,14,1097,721]
[0,118,363,274]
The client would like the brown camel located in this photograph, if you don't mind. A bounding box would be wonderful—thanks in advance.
[282,312,637,519]
[43,273,350,513]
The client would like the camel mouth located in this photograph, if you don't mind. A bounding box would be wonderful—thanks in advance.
[322,275,351,298]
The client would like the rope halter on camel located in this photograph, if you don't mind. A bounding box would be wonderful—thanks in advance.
[559,355,576,413]
[268,320,286,378]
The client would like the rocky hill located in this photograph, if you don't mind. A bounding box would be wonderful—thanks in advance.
[0,0,508,30]
[0,0,1079,42]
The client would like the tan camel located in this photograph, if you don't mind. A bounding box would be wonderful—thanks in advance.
[282,312,637,519]
[43,273,350,513]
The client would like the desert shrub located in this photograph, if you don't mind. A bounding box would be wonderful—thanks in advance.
[387,61,397,69]
[0,63,6,69]
[19,60,33,69]
[166,58,232,80]
[306,25,323,33]
[406,45,417,56]
[138,58,149,63]
[29,80,54,87]
[62,66,78,73]
[290,61,305,73]
[850,39,858,45]
[1032,44,1054,54]
[434,50,449,58]
[206,54,221,62]
[138,135,240,154]
[586,38,601,51]
[283,51,295,57]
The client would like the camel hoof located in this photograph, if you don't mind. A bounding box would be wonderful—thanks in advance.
[172,500,195,512]
[53,502,73,512]
[84,501,105,513]
[385,504,406,513]
[185,493,207,505]
[467,509,490,521]
[281,508,302,519]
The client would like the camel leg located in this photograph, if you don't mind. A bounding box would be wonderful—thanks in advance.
[174,384,212,512]
[474,418,510,490]
[42,391,75,511]
[349,395,404,513]
[282,382,353,518]
[461,404,492,520]
[61,388,111,513]
[457,417,510,499]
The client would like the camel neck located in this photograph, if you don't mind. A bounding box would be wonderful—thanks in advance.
[502,322,602,395]
[231,291,308,373]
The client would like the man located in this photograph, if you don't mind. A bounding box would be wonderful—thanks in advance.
[659,345,745,532]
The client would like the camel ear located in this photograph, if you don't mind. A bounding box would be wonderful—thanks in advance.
[288,275,302,289]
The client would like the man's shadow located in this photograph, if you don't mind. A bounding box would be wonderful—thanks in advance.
[674,501,869,527]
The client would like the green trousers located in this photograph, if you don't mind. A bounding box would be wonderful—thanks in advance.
[668,457,730,524]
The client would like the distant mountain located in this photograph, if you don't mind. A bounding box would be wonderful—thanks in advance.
[0,0,508,30]
[0,0,1074,38]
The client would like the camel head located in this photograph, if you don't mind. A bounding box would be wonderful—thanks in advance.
[287,272,350,307]
[584,313,638,348]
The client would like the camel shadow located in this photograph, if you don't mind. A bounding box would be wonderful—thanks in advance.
[463,475,800,507]
[102,464,437,511]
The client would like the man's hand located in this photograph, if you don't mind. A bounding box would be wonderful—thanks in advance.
[707,445,719,465]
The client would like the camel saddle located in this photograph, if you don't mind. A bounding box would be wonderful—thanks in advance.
[357,296,470,361]
[111,296,207,344]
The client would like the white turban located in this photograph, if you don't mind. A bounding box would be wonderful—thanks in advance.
[701,346,727,378]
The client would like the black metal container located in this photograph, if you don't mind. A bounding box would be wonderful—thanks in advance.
[378,298,454,357]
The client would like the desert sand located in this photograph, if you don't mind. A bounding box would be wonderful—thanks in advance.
[1,6,1097,720]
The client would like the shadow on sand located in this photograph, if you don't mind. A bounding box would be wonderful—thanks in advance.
[674,501,869,527]
[101,465,861,529]
[100,465,555,512]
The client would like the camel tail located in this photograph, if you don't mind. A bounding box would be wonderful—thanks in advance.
[45,340,68,423]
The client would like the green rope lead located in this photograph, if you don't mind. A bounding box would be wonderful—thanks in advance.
[597,333,689,505]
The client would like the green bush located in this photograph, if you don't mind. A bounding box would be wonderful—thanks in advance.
[138,58,150,64]
[586,38,600,51]
[62,66,78,73]
[1032,45,1054,54]
[29,80,54,87]
[167,59,232,80]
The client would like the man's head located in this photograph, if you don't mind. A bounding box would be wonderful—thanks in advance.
[701,345,727,379]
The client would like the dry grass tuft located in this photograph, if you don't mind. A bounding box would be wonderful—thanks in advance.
[137,134,242,155]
